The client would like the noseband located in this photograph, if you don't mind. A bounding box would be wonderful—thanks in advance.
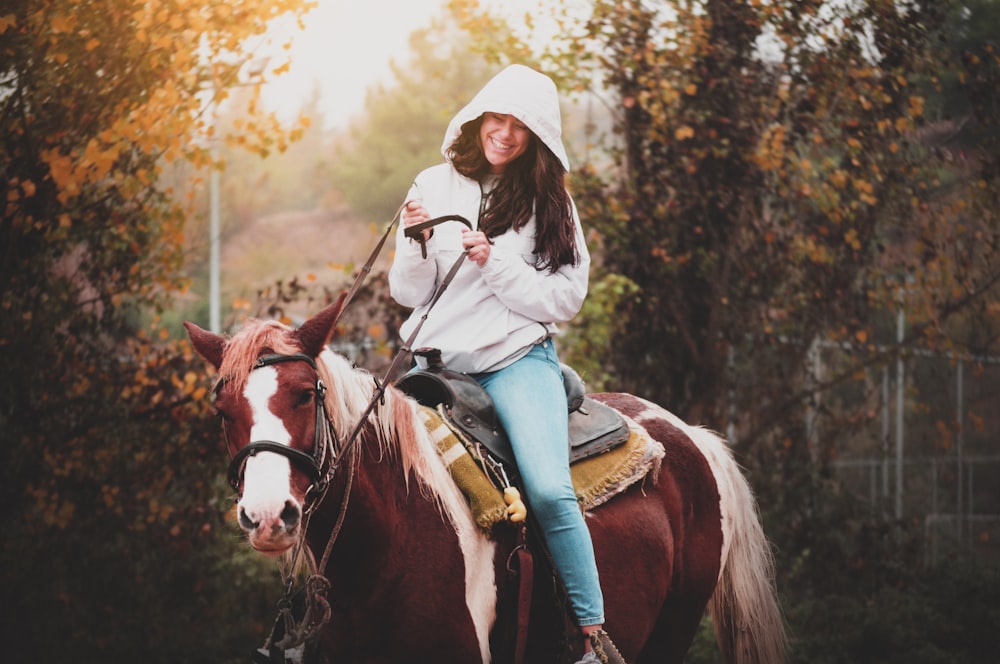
[223,352,339,506]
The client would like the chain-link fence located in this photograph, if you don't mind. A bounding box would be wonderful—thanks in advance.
[824,344,1000,564]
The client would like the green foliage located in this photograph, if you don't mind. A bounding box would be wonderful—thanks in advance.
[560,271,639,391]
[213,83,335,219]
[769,482,1000,663]
[682,471,1000,664]
[931,0,1000,135]
[329,15,495,224]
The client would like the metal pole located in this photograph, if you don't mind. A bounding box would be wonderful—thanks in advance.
[806,338,820,464]
[957,360,964,542]
[726,345,736,445]
[870,459,877,504]
[209,154,221,333]
[895,291,905,520]
[882,365,890,501]
[931,458,938,514]
[205,59,266,333]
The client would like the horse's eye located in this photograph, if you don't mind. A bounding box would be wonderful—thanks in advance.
[214,407,234,423]
[296,389,314,407]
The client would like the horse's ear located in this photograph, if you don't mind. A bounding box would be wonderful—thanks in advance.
[184,321,226,370]
[294,291,348,359]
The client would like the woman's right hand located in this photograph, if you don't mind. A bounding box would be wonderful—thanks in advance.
[402,199,431,240]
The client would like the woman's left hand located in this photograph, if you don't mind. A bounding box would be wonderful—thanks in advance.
[461,229,492,267]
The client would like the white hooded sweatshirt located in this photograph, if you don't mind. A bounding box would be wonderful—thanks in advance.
[388,65,590,374]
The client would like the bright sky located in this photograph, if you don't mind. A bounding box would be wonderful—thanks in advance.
[257,0,447,129]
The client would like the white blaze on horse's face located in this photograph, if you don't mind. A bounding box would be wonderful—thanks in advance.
[236,366,303,556]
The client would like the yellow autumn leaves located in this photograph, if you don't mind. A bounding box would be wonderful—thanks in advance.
[15,0,313,209]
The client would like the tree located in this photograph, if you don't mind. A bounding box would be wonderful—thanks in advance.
[329,14,495,224]
[0,0,313,660]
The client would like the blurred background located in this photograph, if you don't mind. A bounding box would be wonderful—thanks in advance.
[2,0,998,661]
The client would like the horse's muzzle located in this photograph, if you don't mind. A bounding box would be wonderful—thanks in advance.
[238,498,303,556]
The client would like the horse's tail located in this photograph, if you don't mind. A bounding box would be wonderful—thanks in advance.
[688,427,787,664]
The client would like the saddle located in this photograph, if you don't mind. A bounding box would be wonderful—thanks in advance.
[398,350,659,664]
[395,348,630,472]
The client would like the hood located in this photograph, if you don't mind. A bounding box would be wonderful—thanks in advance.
[441,64,570,172]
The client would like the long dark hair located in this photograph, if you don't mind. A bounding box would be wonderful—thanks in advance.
[447,116,580,272]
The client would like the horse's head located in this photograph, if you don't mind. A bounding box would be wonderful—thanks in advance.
[184,295,346,557]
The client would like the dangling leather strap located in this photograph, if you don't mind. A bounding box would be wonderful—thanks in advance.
[510,524,534,664]
[375,214,476,387]
[329,202,406,332]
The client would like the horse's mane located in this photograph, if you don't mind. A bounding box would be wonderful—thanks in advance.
[316,349,465,514]
[220,318,469,522]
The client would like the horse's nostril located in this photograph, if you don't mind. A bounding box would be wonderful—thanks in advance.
[238,507,259,531]
[280,501,301,528]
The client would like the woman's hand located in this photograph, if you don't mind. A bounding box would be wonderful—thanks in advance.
[402,199,431,240]
[461,229,492,267]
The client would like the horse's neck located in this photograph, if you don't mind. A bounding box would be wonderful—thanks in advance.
[308,438,440,573]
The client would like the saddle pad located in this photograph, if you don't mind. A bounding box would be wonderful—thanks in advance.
[419,405,665,533]
[419,406,509,530]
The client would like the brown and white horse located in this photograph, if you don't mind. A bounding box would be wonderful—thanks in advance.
[185,295,786,663]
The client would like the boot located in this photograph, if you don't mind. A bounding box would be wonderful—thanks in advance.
[581,629,626,664]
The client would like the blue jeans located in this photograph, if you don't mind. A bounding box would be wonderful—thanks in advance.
[472,340,605,626]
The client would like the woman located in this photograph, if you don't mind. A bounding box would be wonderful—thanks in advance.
[388,64,625,664]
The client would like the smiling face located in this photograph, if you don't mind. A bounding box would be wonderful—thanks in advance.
[479,112,531,174]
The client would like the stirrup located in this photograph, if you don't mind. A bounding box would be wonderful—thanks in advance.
[587,629,626,664]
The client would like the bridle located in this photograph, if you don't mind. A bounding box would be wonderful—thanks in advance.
[220,350,359,658]
[223,352,339,511]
